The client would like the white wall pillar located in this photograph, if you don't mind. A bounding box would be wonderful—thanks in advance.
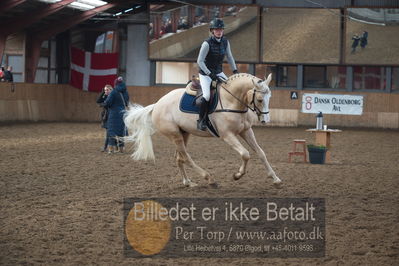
[126,23,151,86]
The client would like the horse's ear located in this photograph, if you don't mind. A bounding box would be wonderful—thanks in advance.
[265,73,272,86]
[251,78,260,89]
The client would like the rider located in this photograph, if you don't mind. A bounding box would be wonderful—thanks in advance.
[196,18,238,131]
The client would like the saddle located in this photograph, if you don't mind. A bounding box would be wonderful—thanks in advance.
[185,76,218,107]
[180,76,222,137]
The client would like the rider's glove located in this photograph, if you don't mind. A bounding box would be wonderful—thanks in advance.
[208,72,218,81]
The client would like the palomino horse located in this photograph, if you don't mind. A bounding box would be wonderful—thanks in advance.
[124,73,282,187]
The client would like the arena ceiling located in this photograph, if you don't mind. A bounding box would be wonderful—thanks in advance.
[1,0,396,36]
[0,0,147,34]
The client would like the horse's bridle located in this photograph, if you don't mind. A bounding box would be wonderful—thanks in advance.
[250,88,270,118]
[214,81,270,118]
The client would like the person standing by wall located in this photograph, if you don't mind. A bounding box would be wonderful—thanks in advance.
[4,66,13,82]
[96,84,113,152]
[351,34,360,54]
[360,31,368,49]
[101,77,129,154]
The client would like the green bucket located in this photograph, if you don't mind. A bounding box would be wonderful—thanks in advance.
[308,147,327,164]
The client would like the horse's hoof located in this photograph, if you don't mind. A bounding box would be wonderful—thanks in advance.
[233,173,243,180]
[273,180,282,189]
[183,179,196,187]
[189,182,198,188]
[208,182,219,188]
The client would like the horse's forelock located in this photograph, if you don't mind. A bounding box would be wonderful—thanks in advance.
[261,82,271,94]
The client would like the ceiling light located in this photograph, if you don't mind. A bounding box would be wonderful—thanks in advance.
[78,0,107,6]
[69,1,95,10]
[37,0,62,3]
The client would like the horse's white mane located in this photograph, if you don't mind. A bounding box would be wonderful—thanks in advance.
[227,73,260,84]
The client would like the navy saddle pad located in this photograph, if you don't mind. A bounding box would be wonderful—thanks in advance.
[179,92,219,114]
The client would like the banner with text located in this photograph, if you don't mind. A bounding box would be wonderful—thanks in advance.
[123,198,325,258]
[302,93,363,115]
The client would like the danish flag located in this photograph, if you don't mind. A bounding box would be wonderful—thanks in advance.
[70,47,118,92]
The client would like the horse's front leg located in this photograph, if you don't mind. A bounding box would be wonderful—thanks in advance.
[240,128,282,185]
[222,133,250,180]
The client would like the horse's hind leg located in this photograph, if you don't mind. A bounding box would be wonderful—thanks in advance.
[240,128,281,185]
[171,134,215,186]
[176,151,197,187]
[169,134,216,185]
[175,132,197,187]
[222,133,250,180]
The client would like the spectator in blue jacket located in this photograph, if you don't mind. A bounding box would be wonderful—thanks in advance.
[3,66,13,82]
[101,77,129,154]
[360,31,368,49]
[96,84,113,152]
[351,34,360,53]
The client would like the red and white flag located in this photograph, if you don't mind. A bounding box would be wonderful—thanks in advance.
[70,47,118,92]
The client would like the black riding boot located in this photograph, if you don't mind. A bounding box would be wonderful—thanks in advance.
[197,98,209,131]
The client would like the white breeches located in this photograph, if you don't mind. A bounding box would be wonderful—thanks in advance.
[199,72,228,101]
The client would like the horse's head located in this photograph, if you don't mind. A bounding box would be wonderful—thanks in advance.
[248,73,272,123]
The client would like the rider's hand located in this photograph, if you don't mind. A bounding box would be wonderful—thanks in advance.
[208,72,218,81]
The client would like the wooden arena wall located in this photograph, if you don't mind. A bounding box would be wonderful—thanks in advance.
[0,83,398,129]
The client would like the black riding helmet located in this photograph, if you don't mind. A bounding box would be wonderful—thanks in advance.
[209,18,225,30]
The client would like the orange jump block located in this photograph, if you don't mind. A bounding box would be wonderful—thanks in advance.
[288,139,307,163]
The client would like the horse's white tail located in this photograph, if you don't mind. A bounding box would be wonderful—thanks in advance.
[124,103,156,161]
